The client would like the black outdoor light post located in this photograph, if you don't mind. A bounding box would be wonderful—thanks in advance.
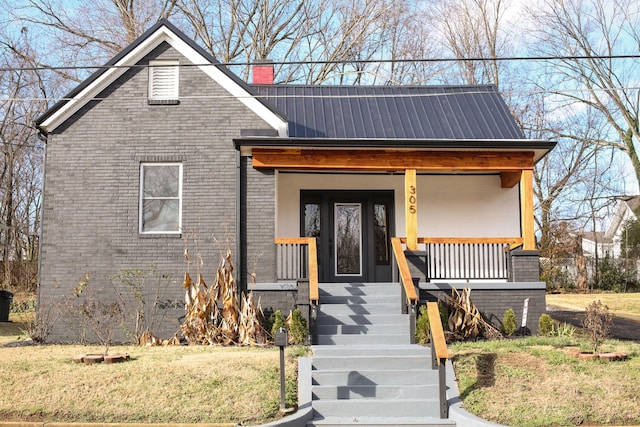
[275,327,288,412]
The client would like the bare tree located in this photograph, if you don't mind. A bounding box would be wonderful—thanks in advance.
[429,0,513,87]
[0,28,46,288]
[178,0,315,82]
[528,0,640,190]
[8,0,178,82]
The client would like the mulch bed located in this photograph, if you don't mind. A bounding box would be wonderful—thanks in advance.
[548,306,640,342]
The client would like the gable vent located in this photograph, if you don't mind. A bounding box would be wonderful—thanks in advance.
[148,60,179,104]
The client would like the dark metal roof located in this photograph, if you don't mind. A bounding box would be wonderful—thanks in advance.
[251,85,525,140]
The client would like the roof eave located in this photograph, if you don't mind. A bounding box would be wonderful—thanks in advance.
[233,137,557,164]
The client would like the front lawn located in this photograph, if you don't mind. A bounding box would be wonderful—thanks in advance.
[451,336,640,426]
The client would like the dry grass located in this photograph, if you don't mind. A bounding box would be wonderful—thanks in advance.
[0,311,302,425]
[452,337,640,427]
[547,292,640,321]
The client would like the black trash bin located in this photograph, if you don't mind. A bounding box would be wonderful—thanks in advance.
[0,290,13,322]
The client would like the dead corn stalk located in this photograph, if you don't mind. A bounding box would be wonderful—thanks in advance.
[444,287,502,341]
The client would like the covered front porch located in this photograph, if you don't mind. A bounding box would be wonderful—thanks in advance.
[254,147,545,335]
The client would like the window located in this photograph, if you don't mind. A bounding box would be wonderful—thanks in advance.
[139,163,182,233]
[148,60,179,103]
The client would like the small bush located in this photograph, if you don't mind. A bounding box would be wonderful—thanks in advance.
[415,304,430,344]
[270,310,286,339]
[583,300,613,353]
[538,313,553,336]
[501,309,517,337]
[541,265,574,292]
[288,309,308,345]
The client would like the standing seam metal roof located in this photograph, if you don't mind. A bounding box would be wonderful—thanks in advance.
[251,84,525,140]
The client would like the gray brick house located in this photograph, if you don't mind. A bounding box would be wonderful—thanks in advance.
[36,20,555,343]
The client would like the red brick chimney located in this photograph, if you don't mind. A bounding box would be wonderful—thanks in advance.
[252,61,274,85]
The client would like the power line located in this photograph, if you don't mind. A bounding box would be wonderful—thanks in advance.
[2,85,640,104]
[1,54,639,73]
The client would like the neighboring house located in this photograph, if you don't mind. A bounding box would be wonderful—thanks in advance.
[581,196,640,259]
[35,20,555,342]
[580,231,613,259]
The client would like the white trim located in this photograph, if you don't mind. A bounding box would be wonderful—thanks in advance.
[139,162,183,234]
[39,25,288,136]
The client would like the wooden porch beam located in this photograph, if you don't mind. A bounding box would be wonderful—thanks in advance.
[500,171,522,188]
[252,148,535,171]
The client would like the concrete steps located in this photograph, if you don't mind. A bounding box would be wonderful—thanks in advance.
[308,282,455,427]
[316,282,409,346]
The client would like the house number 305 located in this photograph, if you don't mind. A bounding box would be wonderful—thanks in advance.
[408,185,417,214]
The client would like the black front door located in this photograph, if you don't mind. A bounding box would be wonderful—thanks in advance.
[301,190,394,283]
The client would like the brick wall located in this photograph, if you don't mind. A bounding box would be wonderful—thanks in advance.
[39,42,274,343]
[420,282,546,335]
[241,158,277,285]
[510,249,542,282]
[252,282,311,336]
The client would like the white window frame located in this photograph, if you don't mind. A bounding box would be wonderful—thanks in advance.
[148,60,179,102]
[139,163,183,234]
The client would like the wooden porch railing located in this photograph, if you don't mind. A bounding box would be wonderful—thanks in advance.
[274,237,318,304]
[391,237,419,306]
[400,237,523,281]
[428,301,449,419]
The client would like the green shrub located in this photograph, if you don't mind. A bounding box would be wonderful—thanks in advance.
[593,254,637,292]
[541,265,574,292]
[269,310,286,339]
[289,309,308,345]
[501,308,517,337]
[538,313,553,336]
[415,304,430,344]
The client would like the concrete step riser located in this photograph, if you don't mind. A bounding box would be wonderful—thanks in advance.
[312,356,430,371]
[319,282,398,290]
[316,334,410,345]
[312,369,436,386]
[312,384,438,400]
[319,287,402,297]
[320,295,401,304]
[318,303,402,316]
[312,399,441,419]
[316,313,408,326]
[312,345,430,357]
[317,324,409,336]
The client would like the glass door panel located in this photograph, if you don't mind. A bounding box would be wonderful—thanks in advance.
[334,203,362,276]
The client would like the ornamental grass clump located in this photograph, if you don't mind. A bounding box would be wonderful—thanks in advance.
[176,244,269,346]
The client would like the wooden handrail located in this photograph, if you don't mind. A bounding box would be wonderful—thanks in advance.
[307,238,318,304]
[274,237,319,304]
[427,302,448,364]
[428,301,449,419]
[400,236,524,246]
[391,237,418,305]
